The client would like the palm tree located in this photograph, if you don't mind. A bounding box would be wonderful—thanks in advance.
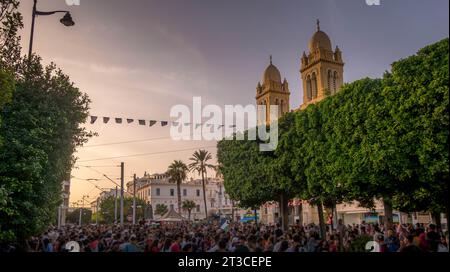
[167,160,189,214]
[188,150,215,220]
[182,200,196,221]
[155,204,168,217]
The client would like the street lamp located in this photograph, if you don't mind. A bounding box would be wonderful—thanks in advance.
[28,0,75,60]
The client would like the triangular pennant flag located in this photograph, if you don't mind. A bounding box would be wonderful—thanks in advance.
[138,120,146,126]
[206,124,213,128]
[115,118,123,124]
[149,120,157,127]
[161,121,168,127]
[184,123,191,126]
[103,117,110,124]
[172,122,179,126]
[218,125,224,129]
[195,124,202,129]
[127,119,134,124]
[90,116,98,124]
[230,125,236,128]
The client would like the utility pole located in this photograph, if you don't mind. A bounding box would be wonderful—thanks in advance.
[114,186,118,224]
[218,184,223,220]
[133,174,137,225]
[120,162,124,225]
[79,196,87,227]
[96,198,99,225]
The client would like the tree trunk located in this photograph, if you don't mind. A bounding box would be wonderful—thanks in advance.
[432,212,441,229]
[177,181,182,213]
[298,203,303,226]
[231,200,235,222]
[383,197,394,230]
[201,168,208,220]
[280,193,289,231]
[447,203,450,232]
[188,210,191,221]
[317,202,326,239]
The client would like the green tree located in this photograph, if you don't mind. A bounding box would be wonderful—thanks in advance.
[99,196,146,224]
[167,160,189,214]
[0,0,22,69]
[155,203,168,217]
[217,130,276,224]
[0,57,92,245]
[188,150,215,219]
[182,200,196,221]
[66,208,92,225]
[382,38,449,222]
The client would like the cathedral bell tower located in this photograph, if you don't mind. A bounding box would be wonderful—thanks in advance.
[256,56,290,124]
[300,20,344,109]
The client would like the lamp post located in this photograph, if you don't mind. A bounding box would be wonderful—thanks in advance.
[28,0,75,60]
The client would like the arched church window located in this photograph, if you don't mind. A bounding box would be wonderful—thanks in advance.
[328,70,332,92]
[312,73,318,99]
[333,71,338,92]
[306,75,312,101]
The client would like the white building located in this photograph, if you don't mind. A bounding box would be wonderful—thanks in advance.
[132,173,241,220]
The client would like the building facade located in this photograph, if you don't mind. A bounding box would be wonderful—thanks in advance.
[132,173,239,220]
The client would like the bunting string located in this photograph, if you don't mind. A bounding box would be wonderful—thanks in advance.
[88,116,237,129]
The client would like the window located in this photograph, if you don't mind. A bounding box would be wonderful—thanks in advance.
[312,73,318,98]
[333,71,338,92]
[306,75,312,100]
[156,188,160,196]
[196,205,200,212]
[170,189,175,196]
[183,189,187,196]
[328,70,332,92]
[196,189,200,197]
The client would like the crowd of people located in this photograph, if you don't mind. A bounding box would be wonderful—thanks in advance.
[20,219,449,253]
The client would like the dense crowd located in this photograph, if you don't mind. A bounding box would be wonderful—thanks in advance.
[19,219,448,253]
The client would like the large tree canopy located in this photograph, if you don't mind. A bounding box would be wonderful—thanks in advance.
[217,38,449,230]
[0,57,92,244]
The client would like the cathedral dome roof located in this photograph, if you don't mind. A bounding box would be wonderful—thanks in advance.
[308,20,332,52]
[263,56,281,85]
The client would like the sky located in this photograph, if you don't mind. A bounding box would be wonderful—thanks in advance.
[17,0,449,205]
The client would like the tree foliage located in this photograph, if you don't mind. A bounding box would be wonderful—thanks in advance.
[0,0,23,69]
[182,200,196,221]
[167,160,189,214]
[217,38,449,230]
[99,196,146,224]
[66,208,92,226]
[155,203,168,217]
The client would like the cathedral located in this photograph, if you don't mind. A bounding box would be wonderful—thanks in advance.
[257,20,345,225]
[256,20,344,121]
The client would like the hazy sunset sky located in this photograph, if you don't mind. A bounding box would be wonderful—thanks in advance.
[17,0,449,205]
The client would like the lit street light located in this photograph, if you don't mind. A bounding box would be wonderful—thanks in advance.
[28,0,75,60]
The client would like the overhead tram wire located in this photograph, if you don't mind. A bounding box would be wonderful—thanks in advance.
[80,127,239,148]
[80,165,133,195]
[77,145,218,163]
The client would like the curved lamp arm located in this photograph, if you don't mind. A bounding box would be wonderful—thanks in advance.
[35,10,69,16]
